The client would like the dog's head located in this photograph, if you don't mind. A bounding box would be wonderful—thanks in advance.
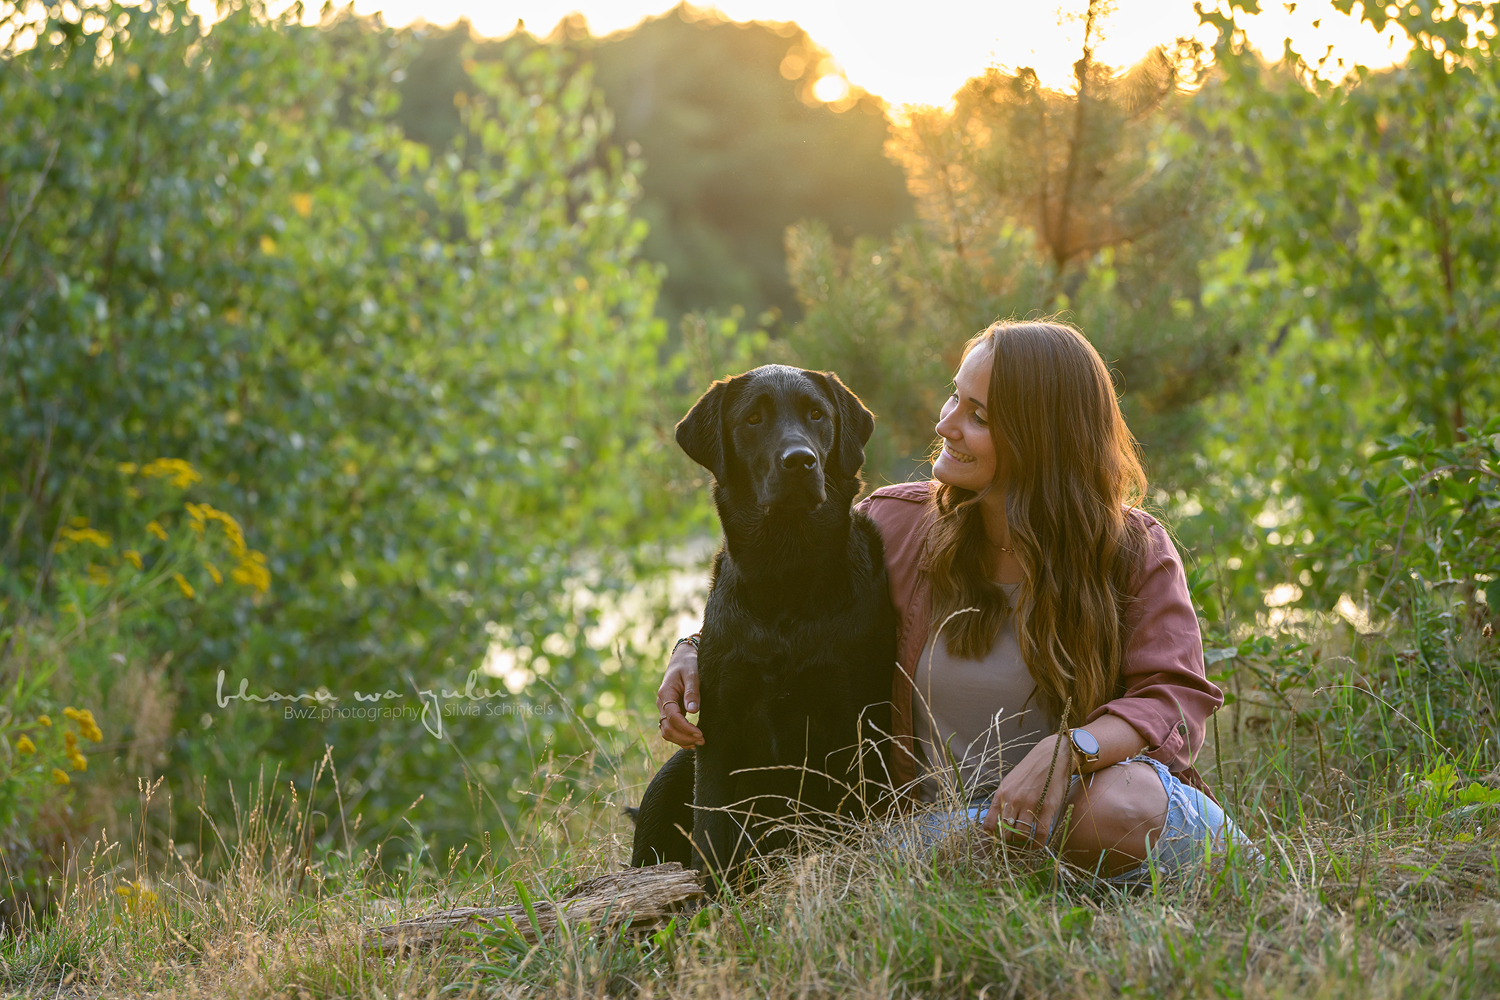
[675,365,875,510]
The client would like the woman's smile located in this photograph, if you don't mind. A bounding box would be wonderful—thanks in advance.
[943,444,976,464]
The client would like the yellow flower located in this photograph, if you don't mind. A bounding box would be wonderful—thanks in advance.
[292,192,313,218]
[37,715,51,728]
[59,526,111,548]
[69,750,87,771]
[124,549,143,570]
[86,563,111,586]
[204,561,222,585]
[74,710,102,742]
[52,768,70,785]
[173,573,195,599]
[64,729,77,748]
[259,235,277,255]
[140,458,201,489]
[16,736,35,755]
[186,503,244,553]
[63,707,80,721]
[115,880,159,916]
[146,521,168,541]
[231,550,271,593]
[117,462,138,475]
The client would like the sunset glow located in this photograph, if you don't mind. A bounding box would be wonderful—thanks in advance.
[313,0,1415,108]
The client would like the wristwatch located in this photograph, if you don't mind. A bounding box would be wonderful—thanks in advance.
[1068,728,1101,768]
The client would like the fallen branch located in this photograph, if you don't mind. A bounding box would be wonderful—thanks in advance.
[364,862,706,954]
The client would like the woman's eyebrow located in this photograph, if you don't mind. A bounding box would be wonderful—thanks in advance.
[967,396,986,410]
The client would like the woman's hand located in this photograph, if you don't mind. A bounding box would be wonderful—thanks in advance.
[981,734,1076,848]
[657,641,704,748]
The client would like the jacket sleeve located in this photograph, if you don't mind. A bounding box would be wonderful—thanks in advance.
[1083,520,1223,770]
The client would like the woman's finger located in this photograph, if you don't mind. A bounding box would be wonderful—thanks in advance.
[980,787,1005,836]
[659,703,703,747]
[682,662,699,714]
[983,786,1041,846]
[656,673,684,718]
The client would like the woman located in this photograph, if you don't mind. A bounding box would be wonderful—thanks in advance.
[657,320,1253,879]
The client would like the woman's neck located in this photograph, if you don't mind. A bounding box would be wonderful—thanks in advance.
[980,489,1024,584]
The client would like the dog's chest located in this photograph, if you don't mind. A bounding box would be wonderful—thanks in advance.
[699,603,872,759]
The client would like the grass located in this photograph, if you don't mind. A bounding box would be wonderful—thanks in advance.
[3,610,1498,999]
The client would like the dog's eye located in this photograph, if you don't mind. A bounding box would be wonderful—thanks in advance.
[809,408,824,421]
[746,412,761,425]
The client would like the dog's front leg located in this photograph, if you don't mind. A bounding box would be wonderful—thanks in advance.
[690,743,751,892]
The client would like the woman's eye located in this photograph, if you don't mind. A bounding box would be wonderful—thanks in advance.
[809,408,824,421]
[747,412,761,425]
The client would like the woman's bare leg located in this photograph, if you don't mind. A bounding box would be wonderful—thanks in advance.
[1053,761,1168,875]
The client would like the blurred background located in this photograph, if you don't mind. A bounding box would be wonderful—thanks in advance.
[1,0,1497,907]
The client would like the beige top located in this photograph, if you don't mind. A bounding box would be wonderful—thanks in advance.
[911,583,1058,803]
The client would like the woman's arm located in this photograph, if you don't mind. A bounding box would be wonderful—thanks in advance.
[1083,517,1222,769]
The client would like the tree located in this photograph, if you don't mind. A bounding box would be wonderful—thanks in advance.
[782,1,1239,486]
[1180,0,1500,616]
[393,6,914,326]
[0,0,688,855]
[1200,0,1500,446]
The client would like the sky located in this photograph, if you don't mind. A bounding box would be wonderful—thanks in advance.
[312,0,1414,108]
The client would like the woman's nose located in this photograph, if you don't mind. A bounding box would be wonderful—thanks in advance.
[935,404,959,439]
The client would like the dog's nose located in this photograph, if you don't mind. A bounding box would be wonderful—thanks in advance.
[780,447,818,472]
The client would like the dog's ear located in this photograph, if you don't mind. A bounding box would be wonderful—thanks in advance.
[814,371,875,477]
[675,376,733,483]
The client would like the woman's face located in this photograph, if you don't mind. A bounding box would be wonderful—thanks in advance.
[933,341,1000,491]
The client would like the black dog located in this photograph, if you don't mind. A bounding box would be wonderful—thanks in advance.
[629,366,897,883]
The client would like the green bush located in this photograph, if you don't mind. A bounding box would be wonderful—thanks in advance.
[1,458,268,916]
[0,0,696,863]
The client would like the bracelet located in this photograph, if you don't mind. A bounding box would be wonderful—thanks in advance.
[672,634,700,656]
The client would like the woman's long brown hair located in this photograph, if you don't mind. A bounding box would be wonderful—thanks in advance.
[925,320,1150,723]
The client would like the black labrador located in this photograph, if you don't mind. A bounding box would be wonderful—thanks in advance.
[629,365,897,883]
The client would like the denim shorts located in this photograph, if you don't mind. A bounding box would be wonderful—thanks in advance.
[898,755,1259,885]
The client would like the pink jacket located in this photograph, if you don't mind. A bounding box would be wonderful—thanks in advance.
[856,481,1222,800]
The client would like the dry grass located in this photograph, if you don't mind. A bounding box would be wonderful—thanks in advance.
[5,613,1500,999]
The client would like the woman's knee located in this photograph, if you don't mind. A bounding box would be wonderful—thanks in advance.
[1056,761,1168,872]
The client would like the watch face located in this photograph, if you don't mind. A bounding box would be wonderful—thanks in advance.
[1072,728,1101,757]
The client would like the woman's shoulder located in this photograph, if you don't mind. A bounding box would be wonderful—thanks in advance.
[1123,506,1185,594]
[856,480,935,557]
[862,480,934,505]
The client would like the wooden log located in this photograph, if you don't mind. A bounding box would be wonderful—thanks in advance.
[364,862,706,954]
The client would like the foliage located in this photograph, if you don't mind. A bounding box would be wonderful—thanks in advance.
[0,0,691,860]
[1199,0,1500,444]
[392,6,914,327]
[780,1,1242,486]
[1175,1,1500,621]
[0,459,267,915]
